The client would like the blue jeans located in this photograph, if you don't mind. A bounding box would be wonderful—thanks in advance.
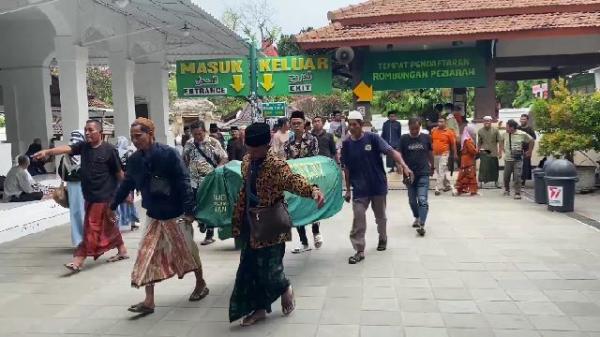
[407,175,430,225]
[67,181,85,247]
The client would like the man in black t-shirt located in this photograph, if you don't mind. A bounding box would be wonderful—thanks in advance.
[399,118,434,236]
[34,120,128,272]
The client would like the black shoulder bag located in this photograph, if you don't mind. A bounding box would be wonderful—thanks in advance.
[194,142,218,168]
[147,154,172,197]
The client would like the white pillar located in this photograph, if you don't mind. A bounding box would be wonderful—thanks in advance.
[0,67,52,157]
[55,36,88,136]
[109,53,136,138]
[134,63,171,145]
[594,68,600,91]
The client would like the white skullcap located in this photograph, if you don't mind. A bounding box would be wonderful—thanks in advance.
[347,110,364,121]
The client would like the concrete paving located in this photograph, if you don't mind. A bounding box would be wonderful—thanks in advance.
[2,190,600,337]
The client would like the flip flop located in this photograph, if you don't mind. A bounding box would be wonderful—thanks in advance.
[127,303,154,314]
[189,287,210,302]
[107,255,130,263]
[64,262,82,273]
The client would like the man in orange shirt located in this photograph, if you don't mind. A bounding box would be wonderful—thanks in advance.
[431,117,457,195]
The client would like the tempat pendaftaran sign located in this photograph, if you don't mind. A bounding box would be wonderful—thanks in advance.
[362,47,490,90]
[176,55,332,98]
[176,59,250,97]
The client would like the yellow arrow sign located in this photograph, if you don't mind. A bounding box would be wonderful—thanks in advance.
[260,73,275,92]
[353,81,373,102]
[230,74,245,93]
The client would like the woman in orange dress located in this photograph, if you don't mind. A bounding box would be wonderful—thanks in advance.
[454,127,479,196]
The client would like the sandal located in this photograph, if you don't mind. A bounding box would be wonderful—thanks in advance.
[127,302,154,314]
[200,238,215,246]
[292,245,311,254]
[282,287,295,316]
[64,262,82,273]
[189,286,210,302]
[240,311,266,327]
[107,254,130,263]
[348,253,365,264]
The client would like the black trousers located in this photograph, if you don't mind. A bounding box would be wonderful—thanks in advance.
[10,191,43,202]
[192,187,214,239]
[296,223,320,246]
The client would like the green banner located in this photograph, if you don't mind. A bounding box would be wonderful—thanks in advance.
[257,56,332,96]
[176,59,250,97]
[261,102,287,118]
[363,47,489,90]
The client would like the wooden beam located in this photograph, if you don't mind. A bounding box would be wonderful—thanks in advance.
[496,70,559,81]
[496,54,600,68]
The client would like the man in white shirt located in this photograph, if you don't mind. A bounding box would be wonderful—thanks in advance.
[270,117,290,159]
[3,155,43,202]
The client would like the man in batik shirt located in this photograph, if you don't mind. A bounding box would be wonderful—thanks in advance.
[283,110,322,254]
[183,121,228,245]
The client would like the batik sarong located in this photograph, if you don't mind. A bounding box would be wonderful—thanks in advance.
[74,202,124,259]
[131,218,202,288]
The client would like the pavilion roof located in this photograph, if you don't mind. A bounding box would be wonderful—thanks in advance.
[296,0,600,49]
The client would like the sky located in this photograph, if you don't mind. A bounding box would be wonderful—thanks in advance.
[194,0,364,35]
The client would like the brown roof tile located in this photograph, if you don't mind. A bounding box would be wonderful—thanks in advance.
[329,0,600,23]
[297,11,600,48]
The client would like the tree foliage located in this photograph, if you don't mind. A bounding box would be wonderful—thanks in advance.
[87,67,112,106]
[372,89,446,119]
[531,79,600,160]
[222,0,281,43]
[495,81,518,108]
[168,74,177,107]
[277,27,314,57]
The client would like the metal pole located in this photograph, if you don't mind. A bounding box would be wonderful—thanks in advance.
[249,39,260,122]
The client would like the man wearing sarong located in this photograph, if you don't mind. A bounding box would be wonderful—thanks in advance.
[477,116,502,188]
[454,126,479,196]
[518,114,537,186]
[111,118,209,315]
[229,122,324,326]
[283,110,322,254]
[34,120,128,272]
[183,121,228,245]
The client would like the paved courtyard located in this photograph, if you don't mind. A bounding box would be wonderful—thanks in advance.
[2,190,600,337]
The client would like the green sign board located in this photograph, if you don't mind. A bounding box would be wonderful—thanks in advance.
[176,59,250,97]
[363,47,489,90]
[257,56,332,96]
[261,102,287,118]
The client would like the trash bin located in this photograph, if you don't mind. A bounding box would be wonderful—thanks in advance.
[532,168,547,204]
[544,159,578,212]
